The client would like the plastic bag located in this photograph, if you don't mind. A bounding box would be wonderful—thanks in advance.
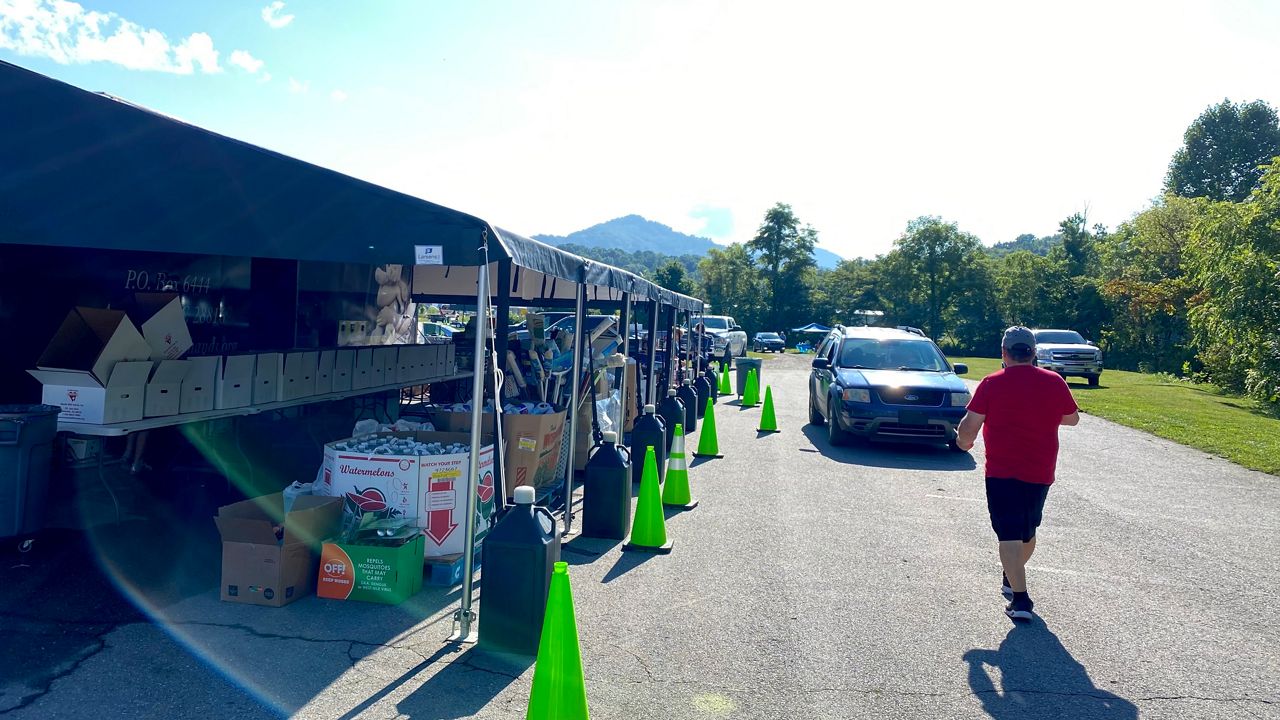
[283,480,315,515]
[352,419,380,436]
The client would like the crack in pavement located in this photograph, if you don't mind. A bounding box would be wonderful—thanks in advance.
[0,623,120,716]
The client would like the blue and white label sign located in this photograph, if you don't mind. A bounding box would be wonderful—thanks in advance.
[415,245,444,265]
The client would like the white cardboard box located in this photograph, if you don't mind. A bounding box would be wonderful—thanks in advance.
[372,347,396,387]
[411,346,428,381]
[397,347,415,384]
[216,355,256,409]
[131,293,193,361]
[359,348,379,389]
[422,345,440,379]
[27,307,154,425]
[319,431,496,559]
[315,350,335,396]
[34,361,153,424]
[145,360,191,417]
[445,344,456,375]
[180,356,220,414]
[283,351,319,400]
[331,350,353,393]
[254,353,285,404]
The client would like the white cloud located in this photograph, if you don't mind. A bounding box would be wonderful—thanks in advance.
[0,0,221,74]
[228,49,263,74]
[258,71,271,84]
[288,77,308,94]
[260,2,294,29]
[329,89,347,103]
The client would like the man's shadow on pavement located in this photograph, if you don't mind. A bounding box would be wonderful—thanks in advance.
[963,621,1137,720]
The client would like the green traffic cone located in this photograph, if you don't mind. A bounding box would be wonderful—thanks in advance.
[693,396,723,458]
[526,561,588,720]
[623,447,673,554]
[719,363,731,395]
[759,385,779,433]
[742,369,759,408]
[661,424,697,509]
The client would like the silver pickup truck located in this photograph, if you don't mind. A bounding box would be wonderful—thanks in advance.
[695,315,748,362]
[1032,329,1104,386]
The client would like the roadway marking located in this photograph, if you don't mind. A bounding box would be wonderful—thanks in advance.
[925,494,982,502]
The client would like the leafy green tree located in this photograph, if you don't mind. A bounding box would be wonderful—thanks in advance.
[652,260,693,296]
[747,203,817,331]
[1185,159,1280,405]
[697,244,767,332]
[877,216,986,341]
[813,259,883,325]
[1097,196,1201,372]
[1166,99,1280,202]
[993,250,1056,326]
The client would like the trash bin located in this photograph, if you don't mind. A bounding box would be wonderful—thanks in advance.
[1,405,60,547]
[735,358,762,397]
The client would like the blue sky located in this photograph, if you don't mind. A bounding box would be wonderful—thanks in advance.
[4,0,1280,260]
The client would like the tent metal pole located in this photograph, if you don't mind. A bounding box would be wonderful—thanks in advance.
[619,292,632,433]
[451,252,488,644]
[561,281,587,536]
[646,300,659,405]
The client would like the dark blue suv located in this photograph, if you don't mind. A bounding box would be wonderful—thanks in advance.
[808,326,971,450]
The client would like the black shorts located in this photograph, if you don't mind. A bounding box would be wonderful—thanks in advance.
[985,477,1051,542]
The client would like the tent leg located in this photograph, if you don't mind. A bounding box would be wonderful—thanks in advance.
[561,282,587,536]
[647,300,659,405]
[451,253,488,644]
[619,293,631,433]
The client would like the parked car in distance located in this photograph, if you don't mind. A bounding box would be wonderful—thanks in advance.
[752,332,786,353]
[808,326,970,451]
[1031,329,1104,386]
[694,314,748,362]
[419,321,454,344]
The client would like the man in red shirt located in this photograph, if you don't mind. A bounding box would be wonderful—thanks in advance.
[956,326,1080,620]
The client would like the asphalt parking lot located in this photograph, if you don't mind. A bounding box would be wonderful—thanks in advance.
[3,351,1278,719]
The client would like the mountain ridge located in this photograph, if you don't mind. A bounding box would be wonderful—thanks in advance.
[534,214,843,269]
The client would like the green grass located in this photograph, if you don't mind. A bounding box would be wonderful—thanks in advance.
[948,356,1280,476]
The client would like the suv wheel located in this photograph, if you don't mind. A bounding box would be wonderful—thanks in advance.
[723,349,733,366]
[808,391,824,425]
[827,400,850,446]
[1088,375,1100,387]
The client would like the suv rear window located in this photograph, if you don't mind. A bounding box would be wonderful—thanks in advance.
[839,338,949,371]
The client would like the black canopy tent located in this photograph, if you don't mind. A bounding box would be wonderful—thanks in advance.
[0,60,703,640]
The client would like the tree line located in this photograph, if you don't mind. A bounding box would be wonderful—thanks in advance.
[635,99,1280,409]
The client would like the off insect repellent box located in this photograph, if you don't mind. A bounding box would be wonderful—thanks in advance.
[320,431,496,559]
[317,534,425,604]
[215,494,342,607]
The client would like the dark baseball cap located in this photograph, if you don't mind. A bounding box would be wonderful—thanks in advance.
[1002,326,1035,350]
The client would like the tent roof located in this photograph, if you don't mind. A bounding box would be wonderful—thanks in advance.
[0,61,702,311]
[791,323,832,333]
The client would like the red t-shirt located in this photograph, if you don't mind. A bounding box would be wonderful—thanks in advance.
[967,365,1079,485]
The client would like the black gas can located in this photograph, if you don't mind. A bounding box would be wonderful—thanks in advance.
[478,486,560,656]
[582,431,632,539]
[630,404,667,485]
[657,389,686,455]
[677,380,699,434]
[694,374,711,417]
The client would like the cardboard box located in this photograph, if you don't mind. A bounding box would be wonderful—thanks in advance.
[422,345,440,379]
[320,431,496,559]
[216,354,256,409]
[283,351,318,400]
[317,535,425,604]
[332,349,353,393]
[215,494,343,607]
[503,409,567,496]
[315,350,335,395]
[144,360,190,417]
[425,550,481,587]
[398,347,417,384]
[179,356,220,414]
[445,344,457,375]
[414,346,431,380]
[32,360,152,424]
[254,353,285,404]
[373,347,397,387]
[352,349,374,390]
[130,293,193,361]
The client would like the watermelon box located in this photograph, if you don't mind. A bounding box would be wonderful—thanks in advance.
[317,534,425,604]
[318,431,497,560]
